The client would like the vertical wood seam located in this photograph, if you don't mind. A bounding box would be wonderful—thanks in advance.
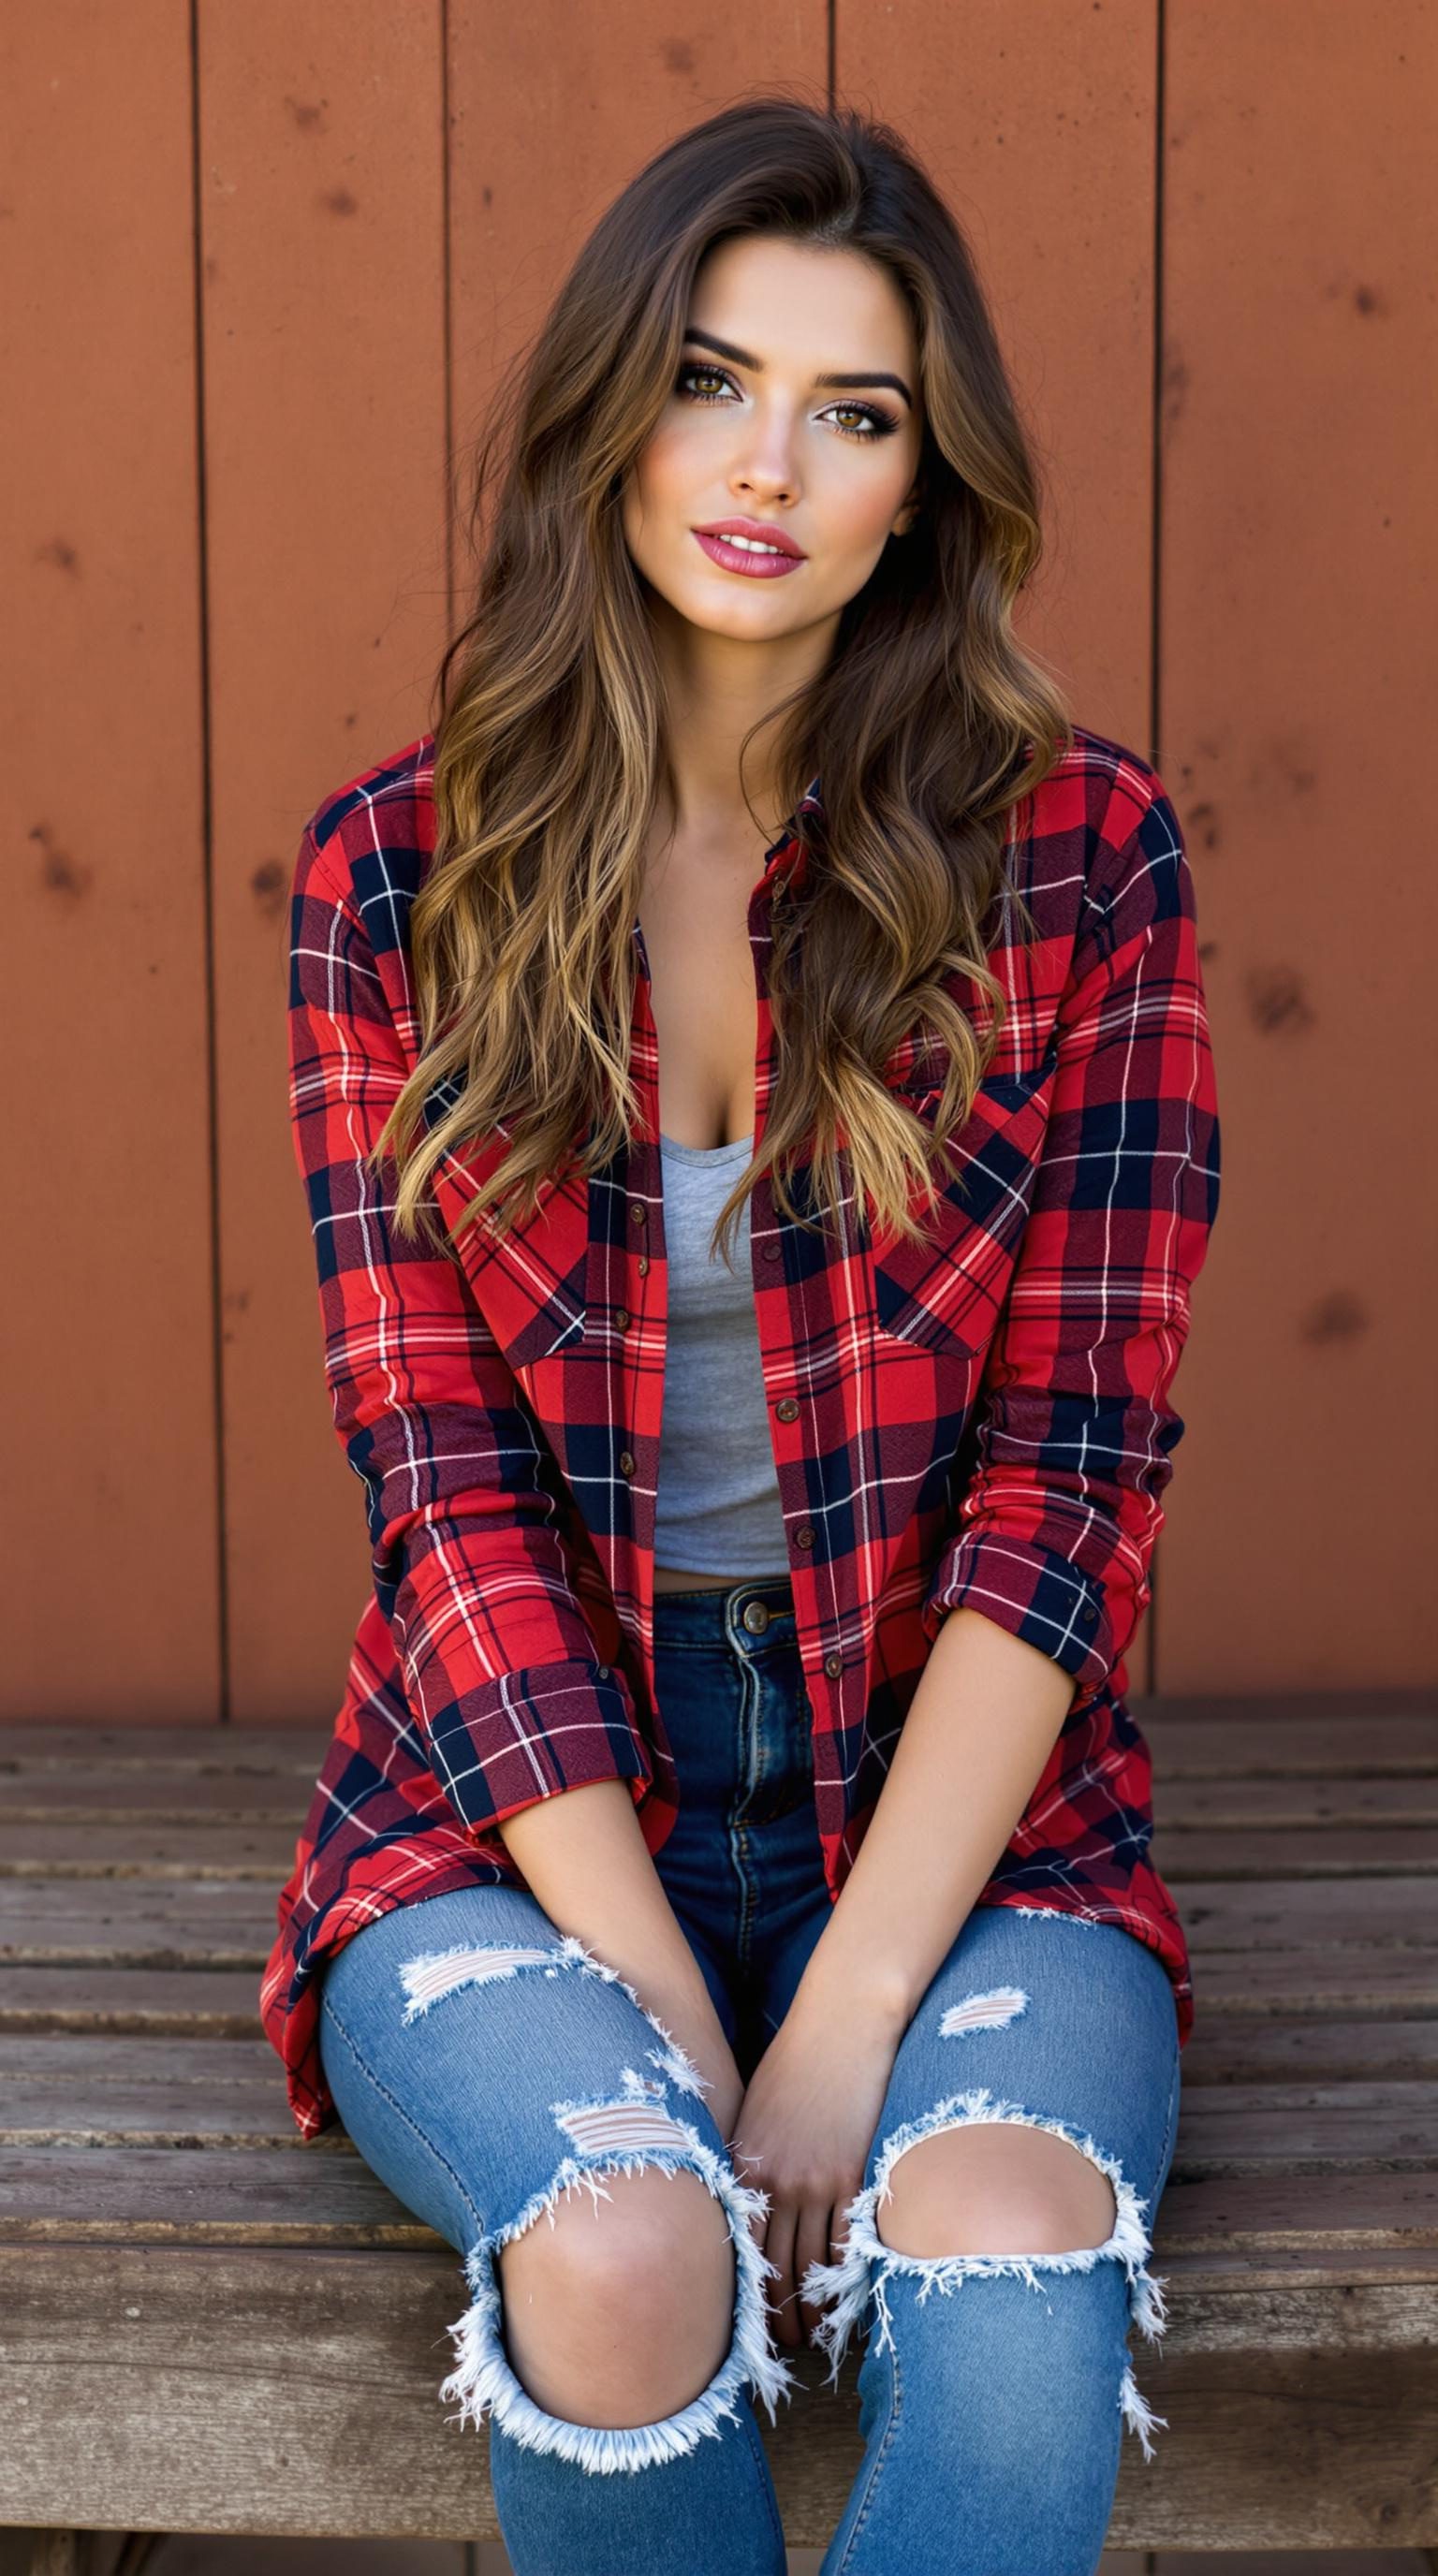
[441,0,456,647]
[187,0,229,1725]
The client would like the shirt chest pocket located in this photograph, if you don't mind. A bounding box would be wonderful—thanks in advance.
[423,1078,590,1369]
[867,1053,1058,1358]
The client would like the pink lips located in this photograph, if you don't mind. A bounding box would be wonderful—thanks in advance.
[692,522,805,578]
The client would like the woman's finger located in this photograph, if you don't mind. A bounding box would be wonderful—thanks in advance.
[761,2199,801,2349]
[795,2194,840,2342]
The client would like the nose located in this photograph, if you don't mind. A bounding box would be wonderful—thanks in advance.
[733,465,795,505]
[730,411,800,507]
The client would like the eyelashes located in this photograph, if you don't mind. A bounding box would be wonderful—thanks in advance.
[674,360,902,443]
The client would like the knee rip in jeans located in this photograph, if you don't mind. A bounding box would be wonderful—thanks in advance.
[395,1935,800,2474]
[799,2079,1172,2464]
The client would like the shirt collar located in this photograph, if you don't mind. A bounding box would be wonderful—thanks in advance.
[760,772,824,892]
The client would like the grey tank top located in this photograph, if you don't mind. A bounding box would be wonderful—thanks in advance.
[653,1130,791,1575]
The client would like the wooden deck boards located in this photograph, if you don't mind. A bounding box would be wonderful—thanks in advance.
[0,1693,1434,2553]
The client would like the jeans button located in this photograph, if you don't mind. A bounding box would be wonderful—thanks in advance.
[741,1599,770,1633]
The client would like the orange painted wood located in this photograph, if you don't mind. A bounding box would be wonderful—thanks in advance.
[1156,2,1438,1694]
[11,10,1431,1730]
[2,3,218,1723]
[196,5,452,1720]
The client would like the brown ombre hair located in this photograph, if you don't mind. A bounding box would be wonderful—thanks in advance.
[380,93,1074,1268]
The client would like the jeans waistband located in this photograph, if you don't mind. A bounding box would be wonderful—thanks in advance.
[651,1573,797,1650]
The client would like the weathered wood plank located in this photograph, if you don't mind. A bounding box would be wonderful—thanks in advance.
[1189,1950,1438,2010]
[0,2145,427,2245]
[1157,1828,1438,1877]
[0,2084,316,2152]
[0,1704,1431,1781]
[0,2036,279,2084]
[5,1815,1433,1882]
[1179,2016,1438,2085]
[1152,2170,1438,2256]
[0,1825,299,1879]
[3,2076,1431,2174]
[8,1867,1436,1969]
[1169,2082,1438,2176]
[0,2242,499,2539]
[1153,2242,1438,2288]
[0,1882,276,1966]
[3,1948,1435,2035]
[1158,1773,1438,1825]
[0,1784,307,1826]
[0,1729,329,1772]
[8,1821,1412,1890]
[1177,1877,1438,1947]
[1119,2280,1438,2547]
[0,1971,263,2034]
[0,1882,275,1926]
[1148,1710,1438,1779]
[2,2147,1434,2259]
[0,2012,1418,2121]
[0,2245,1432,2545]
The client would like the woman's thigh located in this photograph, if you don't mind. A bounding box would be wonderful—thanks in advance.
[318,1881,726,2252]
[794,1906,1181,2417]
[315,1880,798,2473]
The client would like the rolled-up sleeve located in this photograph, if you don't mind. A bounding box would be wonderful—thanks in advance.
[288,824,653,1846]
[920,780,1222,1707]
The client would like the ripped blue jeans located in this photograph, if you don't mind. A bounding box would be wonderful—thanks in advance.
[317,1573,1181,2575]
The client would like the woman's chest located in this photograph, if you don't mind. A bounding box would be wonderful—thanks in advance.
[636,856,765,1150]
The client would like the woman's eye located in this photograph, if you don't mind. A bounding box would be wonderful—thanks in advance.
[674,362,899,442]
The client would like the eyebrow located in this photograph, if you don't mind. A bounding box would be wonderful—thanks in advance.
[682,327,914,411]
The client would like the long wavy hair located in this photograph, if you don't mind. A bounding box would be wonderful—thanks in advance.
[379,93,1074,1270]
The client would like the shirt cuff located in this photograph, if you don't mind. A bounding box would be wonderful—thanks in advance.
[424,1656,654,1839]
[920,1529,1117,1705]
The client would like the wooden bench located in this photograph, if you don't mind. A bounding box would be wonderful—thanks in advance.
[1,1694,1434,2567]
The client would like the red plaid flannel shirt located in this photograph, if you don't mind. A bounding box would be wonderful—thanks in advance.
[260,725,1221,2138]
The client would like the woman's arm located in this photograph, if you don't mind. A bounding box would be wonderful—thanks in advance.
[289,817,742,2115]
[288,823,655,1852]
[500,1783,744,2126]
[733,1610,1076,2348]
[788,1608,1076,2028]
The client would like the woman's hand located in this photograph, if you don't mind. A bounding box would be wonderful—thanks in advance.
[726,1983,907,2350]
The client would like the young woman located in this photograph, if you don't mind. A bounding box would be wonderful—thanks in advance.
[261,94,1220,2576]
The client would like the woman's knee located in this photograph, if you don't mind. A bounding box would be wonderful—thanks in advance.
[498,2162,739,2428]
[874,2120,1118,2259]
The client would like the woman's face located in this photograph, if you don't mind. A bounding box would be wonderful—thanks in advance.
[621,233,924,648]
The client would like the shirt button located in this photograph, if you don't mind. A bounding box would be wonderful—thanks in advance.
[629,1202,646,1225]
[614,1309,630,1331]
[762,1240,782,1263]
[1081,1603,1098,1623]
[795,1524,815,1550]
[619,1451,636,1477]
[637,1255,650,1276]
[824,1650,843,1678]
[775,1398,800,1423]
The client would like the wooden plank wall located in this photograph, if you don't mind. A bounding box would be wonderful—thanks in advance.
[7,4,1431,1728]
